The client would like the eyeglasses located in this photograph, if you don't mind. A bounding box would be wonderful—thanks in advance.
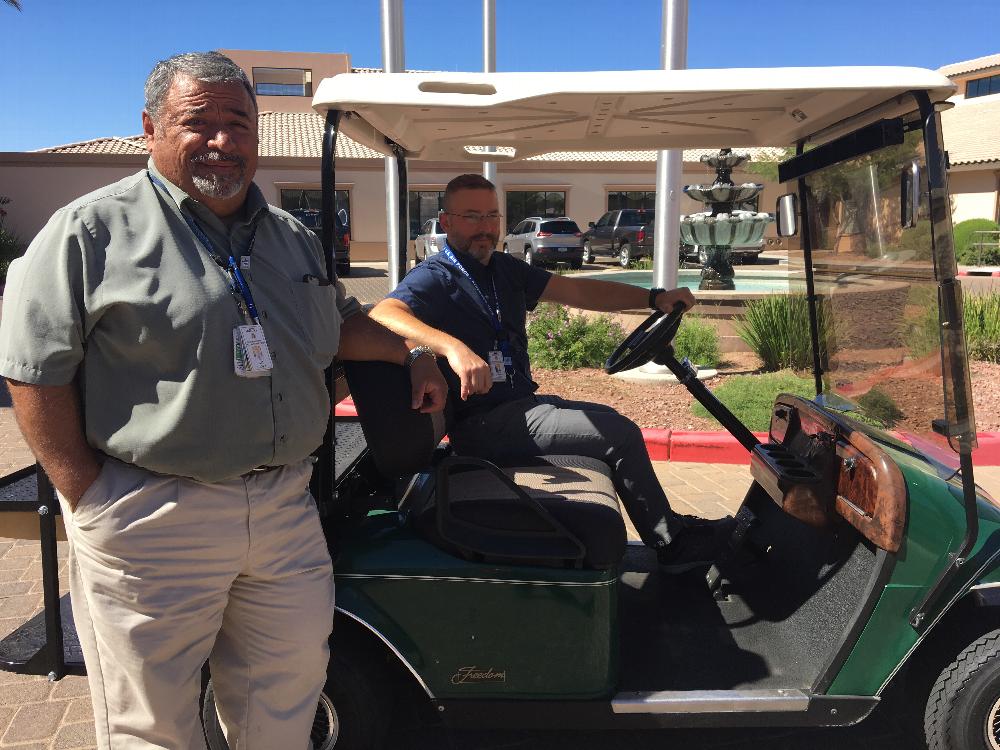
[444,212,503,225]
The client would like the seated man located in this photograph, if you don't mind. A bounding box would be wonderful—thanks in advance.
[370,174,730,572]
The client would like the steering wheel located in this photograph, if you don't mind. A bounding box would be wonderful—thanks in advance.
[604,302,686,375]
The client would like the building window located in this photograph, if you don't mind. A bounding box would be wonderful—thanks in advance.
[253,67,313,97]
[505,191,566,232]
[409,191,445,239]
[608,190,656,211]
[279,189,350,234]
[966,74,1000,99]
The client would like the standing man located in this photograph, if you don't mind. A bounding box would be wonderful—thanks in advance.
[0,52,446,748]
[371,174,731,572]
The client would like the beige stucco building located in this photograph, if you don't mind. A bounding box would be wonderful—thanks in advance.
[938,53,1000,225]
[2,48,995,262]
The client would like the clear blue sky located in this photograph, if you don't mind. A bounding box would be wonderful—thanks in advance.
[1,0,998,152]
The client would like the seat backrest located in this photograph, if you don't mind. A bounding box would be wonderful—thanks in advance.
[343,360,450,478]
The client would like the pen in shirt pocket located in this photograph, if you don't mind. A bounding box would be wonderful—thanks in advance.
[302,274,333,286]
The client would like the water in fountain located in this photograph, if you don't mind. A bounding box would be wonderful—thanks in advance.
[680,148,774,291]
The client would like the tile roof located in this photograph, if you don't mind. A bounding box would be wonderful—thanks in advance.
[36,113,786,164]
[938,53,1000,79]
[38,135,148,155]
[941,97,1000,166]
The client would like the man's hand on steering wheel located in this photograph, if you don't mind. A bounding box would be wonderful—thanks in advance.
[651,287,696,315]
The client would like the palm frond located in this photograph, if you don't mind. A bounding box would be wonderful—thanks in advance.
[3,0,23,10]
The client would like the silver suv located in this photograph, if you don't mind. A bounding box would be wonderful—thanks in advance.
[413,218,447,261]
[502,217,584,268]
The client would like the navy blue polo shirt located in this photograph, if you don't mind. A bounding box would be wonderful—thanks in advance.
[388,245,552,421]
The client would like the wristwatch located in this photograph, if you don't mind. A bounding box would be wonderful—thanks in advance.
[648,287,665,310]
[404,345,436,370]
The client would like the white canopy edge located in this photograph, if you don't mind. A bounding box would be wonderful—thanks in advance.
[312,67,954,162]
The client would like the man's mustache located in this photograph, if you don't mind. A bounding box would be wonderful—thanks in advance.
[472,233,497,243]
[191,152,245,167]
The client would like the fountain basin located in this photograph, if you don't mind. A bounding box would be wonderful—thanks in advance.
[679,211,773,246]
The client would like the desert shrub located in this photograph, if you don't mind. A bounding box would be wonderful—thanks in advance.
[527,303,626,370]
[673,315,721,367]
[905,291,1000,363]
[736,293,831,372]
[965,292,1000,364]
[692,371,815,431]
[856,388,904,428]
[954,218,1000,266]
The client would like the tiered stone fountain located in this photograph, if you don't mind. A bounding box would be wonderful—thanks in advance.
[680,149,773,290]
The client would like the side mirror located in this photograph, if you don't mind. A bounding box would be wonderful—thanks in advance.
[775,193,798,237]
[900,161,920,229]
[588,221,595,228]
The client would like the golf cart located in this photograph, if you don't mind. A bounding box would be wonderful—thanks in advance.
[2,66,997,750]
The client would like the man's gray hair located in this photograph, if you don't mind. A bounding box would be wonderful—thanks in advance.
[145,51,257,121]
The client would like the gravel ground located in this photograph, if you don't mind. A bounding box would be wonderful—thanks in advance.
[531,353,1000,433]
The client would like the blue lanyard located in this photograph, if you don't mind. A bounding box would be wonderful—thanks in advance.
[148,173,261,324]
[441,245,503,338]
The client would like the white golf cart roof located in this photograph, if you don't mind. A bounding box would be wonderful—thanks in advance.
[312,67,954,162]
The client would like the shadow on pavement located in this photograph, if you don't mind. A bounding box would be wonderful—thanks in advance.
[343,266,388,279]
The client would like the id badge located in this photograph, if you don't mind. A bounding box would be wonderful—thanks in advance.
[233,324,273,377]
[487,350,506,383]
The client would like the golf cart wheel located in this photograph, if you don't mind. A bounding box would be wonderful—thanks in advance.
[582,241,593,264]
[924,629,1000,750]
[201,647,389,750]
[524,248,534,266]
[619,243,632,268]
[337,261,351,277]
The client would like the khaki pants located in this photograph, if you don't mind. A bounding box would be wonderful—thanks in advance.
[57,458,335,749]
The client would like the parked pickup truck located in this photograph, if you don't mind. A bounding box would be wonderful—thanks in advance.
[581,209,654,267]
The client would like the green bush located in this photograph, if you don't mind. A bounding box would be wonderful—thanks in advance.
[673,315,721,367]
[954,218,1000,266]
[736,293,831,372]
[856,388,904,428]
[692,371,815,431]
[527,303,626,370]
[0,196,26,286]
[965,292,1000,364]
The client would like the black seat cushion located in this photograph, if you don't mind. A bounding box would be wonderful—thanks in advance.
[415,455,627,570]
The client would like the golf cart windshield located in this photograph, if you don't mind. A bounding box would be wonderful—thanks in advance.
[781,108,977,473]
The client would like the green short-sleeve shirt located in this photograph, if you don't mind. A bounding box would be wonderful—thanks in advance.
[0,162,359,482]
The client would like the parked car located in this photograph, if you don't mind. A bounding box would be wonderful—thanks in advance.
[502,217,584,268]
[413,217,447,261]
[289,208,352,276]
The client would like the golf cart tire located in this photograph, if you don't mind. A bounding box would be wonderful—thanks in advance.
[201,647,390,750]
[337,261,351,277]
[924,628,1000,750]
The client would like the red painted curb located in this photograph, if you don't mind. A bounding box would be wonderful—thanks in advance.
[667,430,769,464]
[974,433,1000,466]
[337,398,1000,466]
[640,429,671,461]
